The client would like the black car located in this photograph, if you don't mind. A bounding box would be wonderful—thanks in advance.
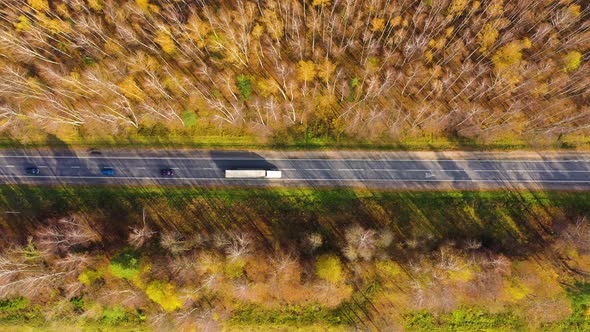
[161,168,174,176]
[26,167,40,175]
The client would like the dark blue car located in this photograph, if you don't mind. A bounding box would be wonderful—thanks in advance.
[101,167,115,176]
[26,167,40,175]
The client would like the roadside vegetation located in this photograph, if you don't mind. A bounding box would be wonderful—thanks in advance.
[0,0,589,149]
[0,186,590,330]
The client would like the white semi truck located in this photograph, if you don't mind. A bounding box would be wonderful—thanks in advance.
[225,169,282,178]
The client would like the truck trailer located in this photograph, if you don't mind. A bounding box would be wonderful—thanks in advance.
[225,170,282,178]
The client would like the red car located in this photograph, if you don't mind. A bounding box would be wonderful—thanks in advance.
[161,168,174,176]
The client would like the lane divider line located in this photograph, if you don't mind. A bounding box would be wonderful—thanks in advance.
[0,155,589,163]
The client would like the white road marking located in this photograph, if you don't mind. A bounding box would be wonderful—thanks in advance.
[71,166,80,168]
[305,168,330,171]
[374,169,590,173]
[37,166,48,168]
[337,168,364,171]
[6,165,14,168]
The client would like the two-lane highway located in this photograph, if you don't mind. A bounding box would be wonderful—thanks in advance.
[0,149,589,189]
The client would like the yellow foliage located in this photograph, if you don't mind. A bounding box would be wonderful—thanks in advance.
[316,94,336,110]
[26,77,44,94]
[569,4,581,17]
[154,30,176,54]
[504,279,530,302]
[262,9,284,41]
[79,269,101,286]
[28,0,49,11]
[14,16,32,32]
[136,0,150,11]
[87,0,104,11]
[562,51,582,72]
[37,13,72,34]
[104,40,125,56]
[429,37,446,50]
[390,16,402,28]
[315,254,343,284]
[312,0,331,6]
[224,259,246,279]
[370,18,385,32]
[445,26,454,37]
[257,78,279,97]
[424,50,433,63]
[136,0,160,13]
[118,76,145,101]
[477,23,499,53]
[56,4,69,17]
[448,268,474,282]
[488,0,504,17]
[251,24,264,39]
[376,260,402,277]
[521,37,531,49]
[317,59,336,83]
[145,281,182,312]
[297,60,316,82]
[448,0,468,16]
[491,40,525,71]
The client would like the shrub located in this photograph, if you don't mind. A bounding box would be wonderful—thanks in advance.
[109,248,141,280]
[79,269,102,286]
[181,110,197,127]
[562,51,582,72]
[0,298,29,312]
[315,254,343,284]
[224,259,247,279]
[236,74,253,100]
[101,306,127,324]
[145,281,182,312]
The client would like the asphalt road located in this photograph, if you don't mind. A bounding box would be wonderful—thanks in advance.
[0,149,590,190]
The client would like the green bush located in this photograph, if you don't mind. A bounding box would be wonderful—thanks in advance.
[181,110,197,127]
[109,247,141,280]
[0,297,42,323]
[0,298,29,312]
[70,296,85,313]
[236,74,253,100]
[101,306,128,325]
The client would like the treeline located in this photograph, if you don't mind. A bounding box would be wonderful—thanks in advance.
[0,0,588,144]
[1,188,590,329]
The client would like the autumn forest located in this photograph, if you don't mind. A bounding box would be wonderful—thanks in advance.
[0,0,588,145]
